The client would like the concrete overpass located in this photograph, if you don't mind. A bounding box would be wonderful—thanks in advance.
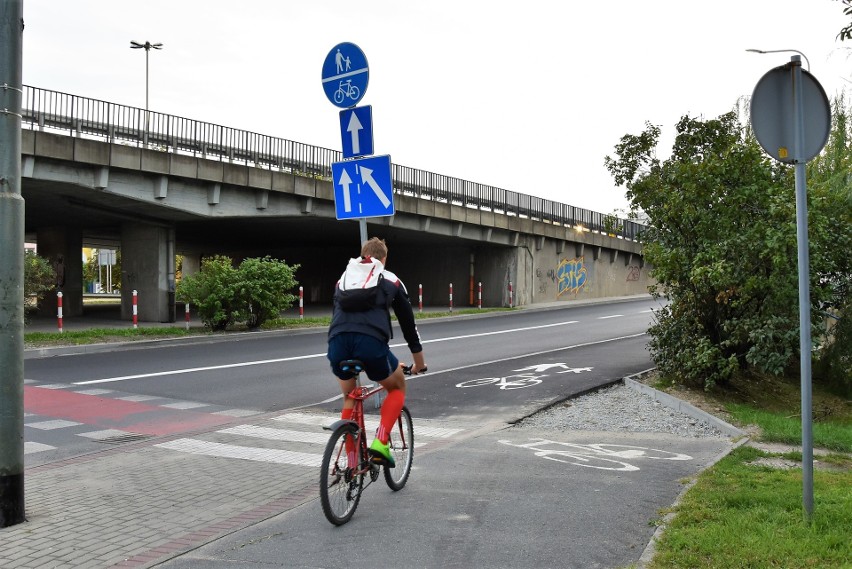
[21,86,649,323]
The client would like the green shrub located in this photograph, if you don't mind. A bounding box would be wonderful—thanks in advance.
[176,255,239,330]
[234,256,299,329]
[24,250,56,320]
[176,255,299,331]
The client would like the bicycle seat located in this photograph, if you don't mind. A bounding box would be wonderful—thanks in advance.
[338,359,364,379]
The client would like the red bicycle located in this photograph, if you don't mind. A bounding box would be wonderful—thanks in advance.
[319,360,419,525]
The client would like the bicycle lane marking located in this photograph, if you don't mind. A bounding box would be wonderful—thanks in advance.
[496,438,694,471]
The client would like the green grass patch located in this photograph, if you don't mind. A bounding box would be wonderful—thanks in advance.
[648,445,852,568]
[726,403,852,453]
[25,307,518,348]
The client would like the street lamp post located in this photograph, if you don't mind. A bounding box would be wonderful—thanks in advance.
[130,40,162,142]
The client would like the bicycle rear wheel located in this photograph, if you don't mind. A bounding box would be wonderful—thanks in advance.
[320,424,363,525]
[384,406,413,491]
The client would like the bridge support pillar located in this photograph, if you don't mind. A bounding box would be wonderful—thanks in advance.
[36,226,83,318]
[121,222,176,323]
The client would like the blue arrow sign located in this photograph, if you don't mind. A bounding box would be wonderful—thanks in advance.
[339,106,374,159]
[321,42,369,108]
[332,155,394,220]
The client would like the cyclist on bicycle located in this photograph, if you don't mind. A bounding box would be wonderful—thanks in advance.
[327,237,427,467]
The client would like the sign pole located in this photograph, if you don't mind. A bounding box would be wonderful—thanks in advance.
[0,0,26,528]
[359,218,368,246]
[791,55,813,521]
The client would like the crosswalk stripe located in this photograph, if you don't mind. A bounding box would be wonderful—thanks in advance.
[274,412,462,438]
[26,419,82,430]
[24,442,56,454]
[154,439,322,467]
[218,425,330,445]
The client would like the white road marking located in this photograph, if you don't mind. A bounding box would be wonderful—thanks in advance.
[160,401,209,410]
[78,429,133,440]
[154,439,323,467]
[24,442,56,454]
[597,314,623,320]
[71,319,585,385]
[26,419,82,430]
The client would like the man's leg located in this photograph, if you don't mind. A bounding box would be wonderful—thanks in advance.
[375,366,406,445]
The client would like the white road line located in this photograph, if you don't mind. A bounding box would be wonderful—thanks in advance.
[71,320,583,385]
[273,412,463,438]
[154,439,323,467]
[597,314,623,320]
[78,429,133,440]
[24,442,56,454]
[218,425,330,445]
[26,419,82,430]
[160,401,209,410]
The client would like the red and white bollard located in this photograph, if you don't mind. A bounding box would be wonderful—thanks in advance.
[478,282,482,309]
[418,284,423,313]
[185,302,190,330]
[299,286,304,320]
[57,291,63,333]
[449,283,453,313]
[509,281,514,308]
[132,289,138,329]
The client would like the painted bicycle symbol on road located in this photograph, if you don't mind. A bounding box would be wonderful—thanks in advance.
[455,363,593,390]
[497,438,693,471]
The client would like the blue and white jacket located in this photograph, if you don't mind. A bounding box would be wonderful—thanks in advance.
[328,256,423,353]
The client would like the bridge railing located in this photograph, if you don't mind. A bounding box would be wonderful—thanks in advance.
[21,86,644,241]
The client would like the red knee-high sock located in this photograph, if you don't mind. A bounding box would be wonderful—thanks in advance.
[376,390,404,444]
[341,408,356,464]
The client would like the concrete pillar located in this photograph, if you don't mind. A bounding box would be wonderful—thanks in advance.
[121,222,176,322]
[180,253,201,278]
[36,226,84,318]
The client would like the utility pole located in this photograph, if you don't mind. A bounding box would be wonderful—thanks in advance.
[0,0,26,528]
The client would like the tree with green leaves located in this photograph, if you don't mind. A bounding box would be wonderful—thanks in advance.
[605,108,851,391]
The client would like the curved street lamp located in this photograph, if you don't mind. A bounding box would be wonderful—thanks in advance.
[129,40,163,113]
[746,48,810,72]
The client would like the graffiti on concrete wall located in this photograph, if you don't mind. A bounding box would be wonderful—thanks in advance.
[557,256,587,297]
[626,265,640,282]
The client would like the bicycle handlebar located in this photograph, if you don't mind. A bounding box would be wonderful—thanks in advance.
[402,365,427,375]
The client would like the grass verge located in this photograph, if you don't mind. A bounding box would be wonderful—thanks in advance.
[24,307,513,348]
[647,445,852,568]
[643,372,851,568]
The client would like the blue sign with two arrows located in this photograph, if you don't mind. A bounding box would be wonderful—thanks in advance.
[331,155,394,220]
[321,42,369,108]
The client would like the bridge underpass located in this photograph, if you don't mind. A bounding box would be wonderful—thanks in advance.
[21,87,649,324]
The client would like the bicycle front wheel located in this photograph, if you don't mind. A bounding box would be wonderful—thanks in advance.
[320,424,363,525]
[384,406,413,491]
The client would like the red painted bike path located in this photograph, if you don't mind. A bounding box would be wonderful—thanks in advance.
[24,385,236,436]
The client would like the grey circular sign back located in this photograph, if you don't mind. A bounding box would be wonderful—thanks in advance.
[750,65,830,164]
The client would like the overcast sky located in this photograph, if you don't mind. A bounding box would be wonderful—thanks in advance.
[20,0,851,216]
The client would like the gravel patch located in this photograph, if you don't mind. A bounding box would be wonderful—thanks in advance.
[519,382,726,438]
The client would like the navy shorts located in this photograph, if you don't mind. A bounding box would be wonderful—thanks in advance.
[327,333,399,382]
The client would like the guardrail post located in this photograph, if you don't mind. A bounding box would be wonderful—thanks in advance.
[449,283,453,313]
[185,302,190,330]
[299,286,304,320]
[478,282,482,309]
[418,284,423,313]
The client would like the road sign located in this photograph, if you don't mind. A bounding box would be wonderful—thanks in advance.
[339,105,374,159]
[321,42,369,108]
[331,155,394,220]
[751,65,830,163]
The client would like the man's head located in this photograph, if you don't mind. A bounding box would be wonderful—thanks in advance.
[361,237,388,263]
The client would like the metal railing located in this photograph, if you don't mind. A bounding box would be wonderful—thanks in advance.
[21,86,645,241]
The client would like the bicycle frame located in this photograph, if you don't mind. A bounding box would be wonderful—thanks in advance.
[326,377,385,481]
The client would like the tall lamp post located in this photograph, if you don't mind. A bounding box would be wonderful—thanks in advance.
[130,40,162,141]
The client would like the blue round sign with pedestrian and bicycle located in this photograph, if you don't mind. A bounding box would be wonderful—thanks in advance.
[321,42,369,108]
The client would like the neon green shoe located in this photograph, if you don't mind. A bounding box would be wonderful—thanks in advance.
[368,439,395,468]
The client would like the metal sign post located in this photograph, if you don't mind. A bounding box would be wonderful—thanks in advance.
[750,54,830,521]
